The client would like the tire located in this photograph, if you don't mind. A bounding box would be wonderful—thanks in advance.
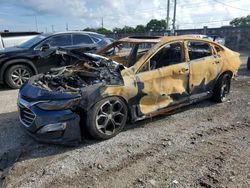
[5,64,33,89]
[212,74,231,103]
[247,57,250,70]
[86,97,128,140]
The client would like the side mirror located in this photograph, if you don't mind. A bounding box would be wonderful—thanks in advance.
[40,43,50,51]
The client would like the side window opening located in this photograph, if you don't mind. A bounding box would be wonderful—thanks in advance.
[151,42,184,69]
[188,41,212,60]
[73,34,93,45]
[46,35,72,47]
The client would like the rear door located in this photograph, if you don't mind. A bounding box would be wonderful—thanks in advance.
[186,40,222,95]
[72,34,96,52]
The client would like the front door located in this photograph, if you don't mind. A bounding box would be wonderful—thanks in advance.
[135,41,189,115]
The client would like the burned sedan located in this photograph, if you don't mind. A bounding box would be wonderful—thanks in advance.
[18,36,241,144]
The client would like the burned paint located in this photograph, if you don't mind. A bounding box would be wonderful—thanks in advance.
[18,35,242,144]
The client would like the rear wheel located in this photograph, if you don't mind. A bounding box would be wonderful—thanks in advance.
[5,64,33,89]
[212,74,231,103]
[86,97,128,140]
[247,57,250,70]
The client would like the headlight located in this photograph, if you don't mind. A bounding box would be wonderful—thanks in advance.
[36,98,80,111]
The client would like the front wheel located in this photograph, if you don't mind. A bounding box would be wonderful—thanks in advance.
[212,74,231,103]
[5,64,33,89]
[86,97,128,140]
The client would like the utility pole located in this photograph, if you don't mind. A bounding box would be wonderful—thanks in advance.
[35,15,38,32]
[51,25,54,32]
[66,23,69,31]
[101,17,104,29]
[166,0,170,30]
[172,0,177,33]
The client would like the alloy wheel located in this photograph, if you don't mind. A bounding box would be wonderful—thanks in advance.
[11,68,31,87]
[95,99,126,136]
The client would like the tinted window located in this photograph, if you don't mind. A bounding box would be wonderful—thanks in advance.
[151,42,184,69]
[46,35,71,47]
[188,41,212,60]
[73,34,93,45]
[91,36,101,43]
[18,35,46,48]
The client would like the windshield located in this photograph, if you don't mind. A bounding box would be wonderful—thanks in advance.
[99,42,156,67]
[18,35,47,48]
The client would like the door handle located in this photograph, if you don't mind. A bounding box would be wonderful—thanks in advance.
[215,61,220,64]
[179,68,189,73]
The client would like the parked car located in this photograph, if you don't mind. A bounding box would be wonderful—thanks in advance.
[0,31,112,88]
[17,36,241,145]
[0,31,39,50]
[184,34,225,45]
[209,35,225,45]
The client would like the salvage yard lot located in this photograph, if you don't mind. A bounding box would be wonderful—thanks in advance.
[0,54,250,188]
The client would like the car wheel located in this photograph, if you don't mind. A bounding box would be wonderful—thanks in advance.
[212,74,231,103]
[86,97,128,140]
[247,57,250,70]
[5,64,33,89]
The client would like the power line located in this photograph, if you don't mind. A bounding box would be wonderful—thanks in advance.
[212,0,250,12]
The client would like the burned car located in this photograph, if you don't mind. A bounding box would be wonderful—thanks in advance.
[18,36,241,144]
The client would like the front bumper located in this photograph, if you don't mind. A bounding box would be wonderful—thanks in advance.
[18,97,81,145]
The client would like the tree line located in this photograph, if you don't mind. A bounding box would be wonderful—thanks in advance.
[83,19,167,35]
[83,15,250,35]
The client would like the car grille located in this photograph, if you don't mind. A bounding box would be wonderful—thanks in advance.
[19,104,35,127]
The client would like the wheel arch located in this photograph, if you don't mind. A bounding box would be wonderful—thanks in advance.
[215,70,233,84]
[1,59,38,82]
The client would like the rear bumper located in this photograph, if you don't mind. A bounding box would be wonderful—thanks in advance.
[18,98,82,145]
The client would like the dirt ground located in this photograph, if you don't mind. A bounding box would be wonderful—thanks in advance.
[0,54,249,188]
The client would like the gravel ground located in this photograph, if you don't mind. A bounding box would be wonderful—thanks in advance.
[0,55,249,188]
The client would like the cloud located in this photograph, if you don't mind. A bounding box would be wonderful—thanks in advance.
[1,0,250,30]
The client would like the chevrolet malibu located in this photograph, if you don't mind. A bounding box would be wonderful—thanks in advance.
[17,36,241,145]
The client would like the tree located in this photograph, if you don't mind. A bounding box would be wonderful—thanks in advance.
[113,27,123,33]
[122,26,135,33]
[83,27,96,32]
[83,27,112,35]
[96,28,112,35]
[135,25,146,32]
[146,19,167,32]
[230,15,250,27]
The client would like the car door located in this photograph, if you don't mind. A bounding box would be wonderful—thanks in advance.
[186,40,223,95]
[34,34,72,73]
[135,41,189,115]
[72,34,97,52]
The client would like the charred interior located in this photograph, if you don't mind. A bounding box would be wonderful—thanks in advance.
[31,49,125,93]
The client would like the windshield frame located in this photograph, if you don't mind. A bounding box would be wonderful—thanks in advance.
[97,41,158,68]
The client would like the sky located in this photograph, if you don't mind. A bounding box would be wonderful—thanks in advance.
[0,0,249,32]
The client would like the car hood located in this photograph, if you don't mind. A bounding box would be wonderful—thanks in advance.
[20,82,81,101]
[0,46,29,56]
[19,49,125,101]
